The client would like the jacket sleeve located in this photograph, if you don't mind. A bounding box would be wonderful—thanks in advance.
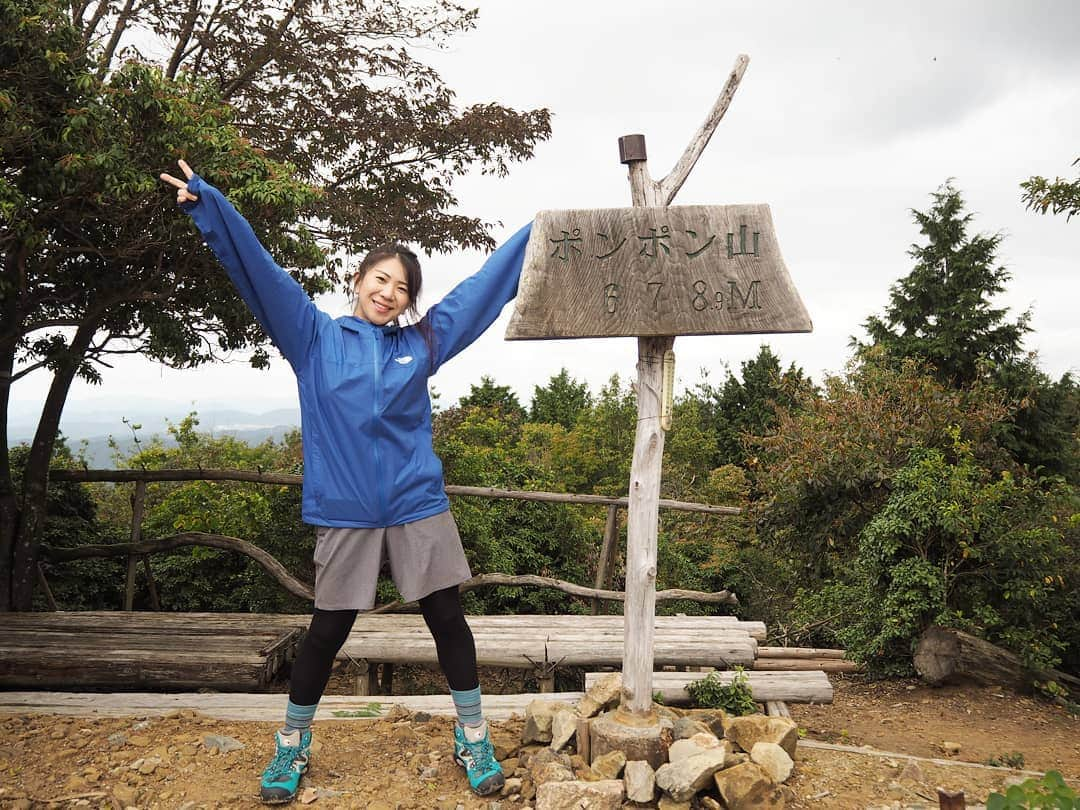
[181,174,323,372]
[424,222,533,374]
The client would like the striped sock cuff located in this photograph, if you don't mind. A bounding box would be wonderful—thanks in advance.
[284,700,318,733]
[450,686,483,727]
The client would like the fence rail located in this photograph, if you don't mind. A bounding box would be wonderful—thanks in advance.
[44,468,742,613]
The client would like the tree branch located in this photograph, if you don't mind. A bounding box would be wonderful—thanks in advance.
[659,54,749,206]
[371,573,739,613]
[219,0,307,99]
[40,532,315,601]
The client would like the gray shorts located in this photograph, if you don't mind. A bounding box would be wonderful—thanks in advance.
[312,510,472,610]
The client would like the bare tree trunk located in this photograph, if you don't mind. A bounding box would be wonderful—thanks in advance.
[0,245,25,612]
[11,320,98,610]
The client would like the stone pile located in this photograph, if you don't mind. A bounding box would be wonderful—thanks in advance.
[516,673,797,809]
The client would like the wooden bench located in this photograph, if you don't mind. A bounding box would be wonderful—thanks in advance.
[0,612,303,691]
[294,613,765,695]
[585,669,834,705]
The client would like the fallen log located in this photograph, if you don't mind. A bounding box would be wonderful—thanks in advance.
[756,646,847,660]
[750,658,863,673]
[913,625,1080,694]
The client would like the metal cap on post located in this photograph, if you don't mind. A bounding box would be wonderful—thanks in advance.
[618,134,647,164]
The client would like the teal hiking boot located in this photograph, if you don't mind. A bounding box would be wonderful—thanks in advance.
[453,720,504,796]
[259,728,311,804]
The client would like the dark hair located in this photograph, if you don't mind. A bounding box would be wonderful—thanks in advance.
[352,244,423,322]
[352,244,436,368]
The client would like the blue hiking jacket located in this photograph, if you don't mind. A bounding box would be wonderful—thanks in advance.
[182,174,532,527]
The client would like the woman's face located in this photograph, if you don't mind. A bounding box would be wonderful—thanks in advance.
[353,256,411,325]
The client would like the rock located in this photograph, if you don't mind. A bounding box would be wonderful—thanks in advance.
[750,742,794,784]
[113,785,139,806]
[523,700,575,745]
[899,761,924,782]
[534,762,575,785]
[672,716,712,740]
[654,749,727,802]
[714,761,785,809]
[501,777,523,796]
[623,759,656,804]
[413,711,432,723]
[535,779,624,810]
[127,734,151,747]
[667,735,728,764]
[657,797,692,810]
[549,710,577,751]
[203,734,245,754]
[699,797,723,810]
[138,757,160,775]
[590,750,626,779]
[107,732,128,748]
[501,757,520,775]
[420,766,439,780]
[576,672,622,719]
[64,775,88,791]
[942,741,962,756]
[10,801,33,810]
[527,748,574,779]
[725,715,798,759]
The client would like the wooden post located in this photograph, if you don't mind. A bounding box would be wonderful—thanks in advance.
[592,504,620,615]
[354,659,378,696]
[142,555,161,610]
[937,788,965,809]
[620,134,674,715]
[123,480,147,611]
[380,662,395,695]
[35,563,58,611]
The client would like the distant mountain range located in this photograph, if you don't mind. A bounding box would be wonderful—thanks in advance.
[9,407,301,468]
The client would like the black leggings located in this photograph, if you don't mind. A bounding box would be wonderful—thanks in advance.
[289,585,478,706]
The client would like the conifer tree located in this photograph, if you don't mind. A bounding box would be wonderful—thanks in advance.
[859,181,1029,386]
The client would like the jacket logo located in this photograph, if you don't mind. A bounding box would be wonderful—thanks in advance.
[394,356,414,365]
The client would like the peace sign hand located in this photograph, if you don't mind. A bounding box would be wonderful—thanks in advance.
[159,159,199,205]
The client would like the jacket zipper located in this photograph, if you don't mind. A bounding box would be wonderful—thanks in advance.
[371,329,386,524]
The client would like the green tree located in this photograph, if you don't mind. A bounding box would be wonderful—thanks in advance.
[1022,157,1080,221]
[9,439,126,610]
[1,0,549,610]
[433,402,593,614]
[751,355,1011,589]
[858,181,1079,482]
[101,414,313,612]
[529,368,592,429]
[694,345,815,467]
[858,181,1030,386]
[1,0,322,609]
[801,443,1078,676]
[458,375,525,421]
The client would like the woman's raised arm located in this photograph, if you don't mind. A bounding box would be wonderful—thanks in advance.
[160,160,325,372]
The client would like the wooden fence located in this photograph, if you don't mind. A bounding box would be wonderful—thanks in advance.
[43,468,742,614]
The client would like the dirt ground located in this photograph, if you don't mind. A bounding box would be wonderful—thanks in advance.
[1,674,1077,809]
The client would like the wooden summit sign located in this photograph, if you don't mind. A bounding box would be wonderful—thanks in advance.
[506,205,811,339]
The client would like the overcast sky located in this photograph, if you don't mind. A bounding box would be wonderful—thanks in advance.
[10,0,1080,434]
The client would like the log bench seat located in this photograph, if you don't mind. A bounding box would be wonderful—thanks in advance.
[0,612,303,691]
[584,669,834,705]
[296,613,765,695]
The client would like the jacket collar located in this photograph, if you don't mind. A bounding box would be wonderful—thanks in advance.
[337,315,400,336]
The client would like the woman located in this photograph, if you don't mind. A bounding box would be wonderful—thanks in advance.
[160,160,530,803]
